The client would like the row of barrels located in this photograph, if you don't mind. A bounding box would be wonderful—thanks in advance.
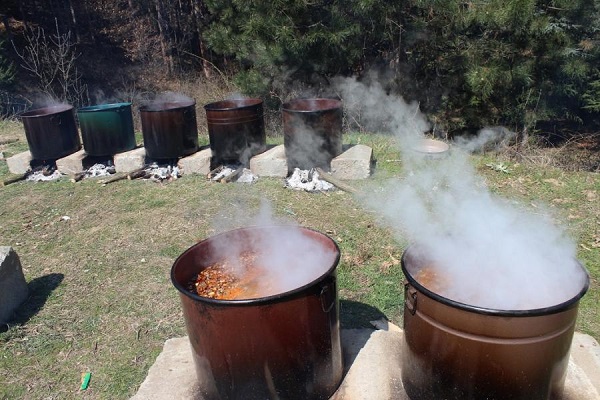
[19,98,343,170]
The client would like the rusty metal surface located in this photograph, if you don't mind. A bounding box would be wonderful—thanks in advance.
[204,98,266,167]
[20,105,81,160]
[139,101,199,159]
[400,247,589,400]
[282,98,343,172]
[171,226,343,400]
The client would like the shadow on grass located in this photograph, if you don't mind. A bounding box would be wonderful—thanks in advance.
[0,273,64,333]
[340,299,387,329]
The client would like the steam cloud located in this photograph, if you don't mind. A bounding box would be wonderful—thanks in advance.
[333,76,587,310]
[207,200,338,298]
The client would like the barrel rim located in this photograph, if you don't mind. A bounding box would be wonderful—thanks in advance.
[401,246,590,317]
[20,104,74,118]
[282,98,343,113]
[77,102,132,113]
[171,225,341,307]
[204,98,263,111]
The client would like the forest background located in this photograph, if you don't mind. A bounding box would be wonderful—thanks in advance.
[0,0,599,143]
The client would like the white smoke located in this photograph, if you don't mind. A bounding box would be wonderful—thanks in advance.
[206,199,338,298]
[334,76,587,310]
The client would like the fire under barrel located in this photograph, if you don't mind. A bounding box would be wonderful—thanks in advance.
[139,100,199,160]
[20,105,81,160]
[204,98,266,167]
[171,226,344,400]
[77,103,136,157]
[282,98,343,173]
[400,247,590,400]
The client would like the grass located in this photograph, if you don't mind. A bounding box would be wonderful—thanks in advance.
[0,120,598,399]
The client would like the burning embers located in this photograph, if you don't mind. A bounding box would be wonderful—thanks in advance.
[285,168,335,192]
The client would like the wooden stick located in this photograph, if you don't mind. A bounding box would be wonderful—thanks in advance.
[221,166,244,183]
[128,169,150,180]
[100,172,128,185]
[207,165,223,179]
[315,168,359,194]
[1,173,27,186]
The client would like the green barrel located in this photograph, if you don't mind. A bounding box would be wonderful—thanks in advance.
[77,102,136,157]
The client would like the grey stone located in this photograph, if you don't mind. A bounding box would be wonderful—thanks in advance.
[114,147,147,173]
[0,247,29,324]
[331,144,373,180]
[6,151,32,174]
[56,149,87,175]
[178,147,212,176]
[249,144,288,177]
[130,328,600,400]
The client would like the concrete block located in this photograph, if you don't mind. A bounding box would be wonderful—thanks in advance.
[56,149,87,175]
[130,329,600,400]
[331,144,373,180]
[6,151,32,174]
[0,247,29,324]
[114,147,147,173]
[249,144,287,177]
[178,147,212,175]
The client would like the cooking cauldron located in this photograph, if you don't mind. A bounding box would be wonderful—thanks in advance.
[20,105,81,160]
[282,98,343,172]
[77,103,136,156]
[204,98,266,166]
[171,226,343,400]
[400,247,589,400]
[139,100,199,159]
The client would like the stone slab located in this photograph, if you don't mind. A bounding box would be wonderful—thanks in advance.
[114,147,146,173]
[55,149,87,175]
[6,150,32,174]
[0,247,29,324]
[178,147,212,176]
[249,144,288,177]
[331,144,373,180]
[130,327,599,400]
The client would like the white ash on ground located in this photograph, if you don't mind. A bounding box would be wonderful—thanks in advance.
[26,166,62,182]
[145,162,180,182]
[210,165,257,183]
[86,163,116,177]
[285,168,335,192]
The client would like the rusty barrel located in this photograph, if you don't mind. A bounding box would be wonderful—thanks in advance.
[400,247,590,400]
[139,100,199,159]
[204,98,266,166]
[282,98,343,172]
[20,105,81,160]
[171,226,344,400]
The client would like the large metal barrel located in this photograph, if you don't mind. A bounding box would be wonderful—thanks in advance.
[20,105,81,160]
[139,100,199,159]
[171,226,344,400]
[400,247,590,400]
[77,103,136,156]
[282,98,343,172]
[204,98,266,166]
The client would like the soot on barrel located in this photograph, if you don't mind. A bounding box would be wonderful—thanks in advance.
[283,98,343,173]
[139,100,199,160]
[20,104,81,161]
[204,98,266,167]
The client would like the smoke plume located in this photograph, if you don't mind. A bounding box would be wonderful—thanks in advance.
[333,76,587,310]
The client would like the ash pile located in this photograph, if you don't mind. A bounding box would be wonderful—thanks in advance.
[285,168,335,192]
[136,162,181,182]
[209,164,258,184]
[26,162,62,182]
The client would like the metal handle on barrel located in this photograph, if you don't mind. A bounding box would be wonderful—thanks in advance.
[320,283,336,313]
[405,282,418,315]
